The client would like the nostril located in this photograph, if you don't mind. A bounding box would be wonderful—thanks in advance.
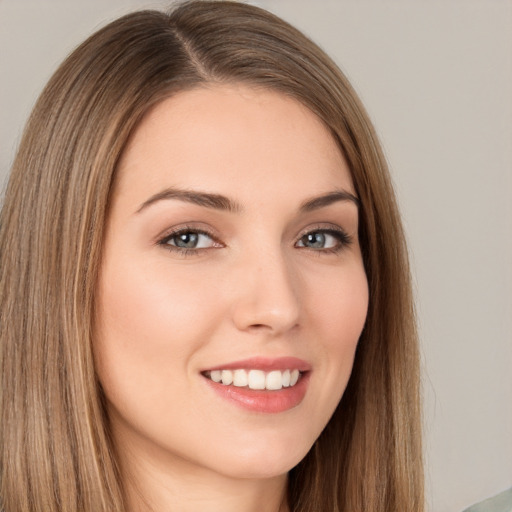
[230,263,301,333]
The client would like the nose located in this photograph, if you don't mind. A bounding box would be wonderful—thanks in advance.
[230,250,301,335]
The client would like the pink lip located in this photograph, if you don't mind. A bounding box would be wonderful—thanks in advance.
[201,357,312,414]
[203,356,312,372]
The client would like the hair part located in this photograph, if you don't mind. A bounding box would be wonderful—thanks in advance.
[0,2,423,511]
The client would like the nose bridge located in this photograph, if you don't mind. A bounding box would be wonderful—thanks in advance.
[231,242,301,334]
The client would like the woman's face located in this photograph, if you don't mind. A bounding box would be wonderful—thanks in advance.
[95,85,368,481]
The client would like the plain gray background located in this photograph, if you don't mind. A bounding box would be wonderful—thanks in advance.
[1,1,511,511]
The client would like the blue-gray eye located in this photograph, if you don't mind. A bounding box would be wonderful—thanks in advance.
[296,230,348,250]
[164,231,215,249]
[302,232,326,248]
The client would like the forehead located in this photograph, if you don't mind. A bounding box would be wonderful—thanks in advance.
[115,84,354,207]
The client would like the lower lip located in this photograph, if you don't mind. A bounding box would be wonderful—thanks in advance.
[204,373,310,413]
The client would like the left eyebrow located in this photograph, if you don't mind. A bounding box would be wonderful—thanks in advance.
[299,190,360,212]
[136,188,243,214]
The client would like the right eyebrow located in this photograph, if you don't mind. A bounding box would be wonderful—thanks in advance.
[135,187,243,215]
[299,190,360,212]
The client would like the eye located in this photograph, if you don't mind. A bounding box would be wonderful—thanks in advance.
[296,228,351,252]
[158,228,220,252]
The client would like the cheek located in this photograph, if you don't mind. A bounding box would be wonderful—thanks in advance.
[96,256,218,350]
[312,262,369,349]
[305,263,368,415]
[92,255,222,407]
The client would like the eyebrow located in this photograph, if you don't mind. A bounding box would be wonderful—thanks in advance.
[136,187,359,214]
[299,190,360,211]
[136,188,242,214]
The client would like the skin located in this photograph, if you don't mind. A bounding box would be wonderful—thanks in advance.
[94,85,369,512]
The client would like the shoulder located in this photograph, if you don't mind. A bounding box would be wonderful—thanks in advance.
[463,487,512,512]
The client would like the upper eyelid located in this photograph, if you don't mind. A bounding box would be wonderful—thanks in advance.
[296,222,350,238]
[299,228,351,241]
[155,221,353,249]
[156,224,220,244]
[159,223,348,237]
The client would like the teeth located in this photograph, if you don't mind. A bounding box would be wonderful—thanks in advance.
[221,370,233,385]
[210,370,222,383]
[208,369,303,390]
[233,369,248,387]
[266,370,283,390]
[282,369,291,387]
[248,370,266,390]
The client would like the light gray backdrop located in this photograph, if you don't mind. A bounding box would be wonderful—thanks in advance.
[1,1,511,511]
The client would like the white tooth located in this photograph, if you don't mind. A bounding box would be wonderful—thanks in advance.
[282,369,291,387]
[248,370,266,390]
[233,369,248,387]
[290,369,300,386]
[221,370,233,385]
[266,370,283,390]
[210,370,222,383]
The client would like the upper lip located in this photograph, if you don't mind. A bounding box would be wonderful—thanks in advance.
[202,356,312,373]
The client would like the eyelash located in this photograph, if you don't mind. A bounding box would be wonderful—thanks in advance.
[157,225,352,256]
[297,227,353,255]
[157,226,221,257]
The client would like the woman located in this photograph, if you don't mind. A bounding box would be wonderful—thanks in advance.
[0,1,423,511]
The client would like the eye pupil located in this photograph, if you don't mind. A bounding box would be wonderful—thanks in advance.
[304,232,326,248]
[175,232,199,248]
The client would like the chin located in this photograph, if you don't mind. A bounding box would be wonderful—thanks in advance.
[203,433,314,480]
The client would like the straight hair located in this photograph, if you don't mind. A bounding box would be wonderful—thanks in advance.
[0,2,423,510]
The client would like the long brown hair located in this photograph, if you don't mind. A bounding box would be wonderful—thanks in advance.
[0,2,423,510]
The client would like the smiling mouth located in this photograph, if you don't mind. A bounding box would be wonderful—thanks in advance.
[202,368,303,391]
